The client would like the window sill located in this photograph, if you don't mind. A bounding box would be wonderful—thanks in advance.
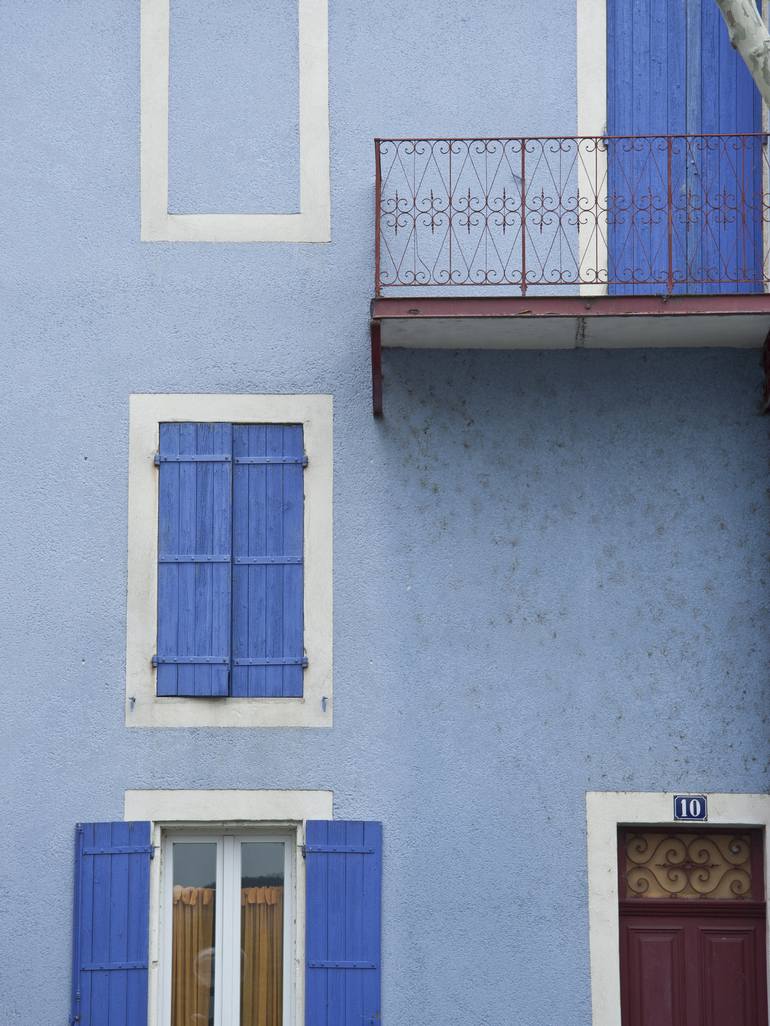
[126,692,332,729]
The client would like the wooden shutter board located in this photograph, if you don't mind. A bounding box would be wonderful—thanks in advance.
[607,0,762,297]
[71,822,151,1026]
[305,820,382,1026]
[156,422,232,697]
[231,424,305,698]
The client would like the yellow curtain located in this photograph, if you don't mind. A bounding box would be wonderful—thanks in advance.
[171,885,215,1026]
[241,886,284,1026]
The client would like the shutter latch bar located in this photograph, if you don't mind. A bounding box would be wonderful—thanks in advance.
[152,656,229,666]
[155,453,232,463]
[304,845,375,854]
[82,845,154,856]
[232,656,308,667]
[81,961,148,972]
[309,961,377,969]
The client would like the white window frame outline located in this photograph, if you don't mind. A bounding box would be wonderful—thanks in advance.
[160,830,295,1026]
[575,0,770,298]
[586,791,770,1026]
[140,0,330,242]
[124,788,333,1026]
[126,394,333,729]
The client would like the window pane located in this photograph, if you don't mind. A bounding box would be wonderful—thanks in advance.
[240,842,284,1026]
[172,842,217,1026]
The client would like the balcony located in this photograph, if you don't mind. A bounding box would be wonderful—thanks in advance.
[370,135,770,414]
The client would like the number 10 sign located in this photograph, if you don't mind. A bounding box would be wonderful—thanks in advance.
[673,794,708,821]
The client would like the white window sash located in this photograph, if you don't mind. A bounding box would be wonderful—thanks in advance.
[160,831,294,1026]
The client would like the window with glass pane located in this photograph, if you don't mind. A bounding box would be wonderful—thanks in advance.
[166,835,288,1026]
[241,843,284,1026]
[171,842,217,1026]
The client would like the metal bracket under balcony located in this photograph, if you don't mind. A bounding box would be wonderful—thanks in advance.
[370,135,770,416]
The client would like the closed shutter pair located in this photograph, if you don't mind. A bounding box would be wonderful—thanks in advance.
[70,821,382,1026]
[155,422,306,698]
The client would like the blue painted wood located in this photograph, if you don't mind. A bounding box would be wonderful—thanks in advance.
[607,0,761,295]
[156,422,232,697]
[305,821,382,1026]
[691,0,763,295]
[70,822,151,1026]
[231,424,305,698]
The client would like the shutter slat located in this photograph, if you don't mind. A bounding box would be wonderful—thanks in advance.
[265,425,285,697]
[306,821,382,1026]
[281,426,304,697]
[156,422,231,697]
[232,424,305,698]
[71,822,151,1026]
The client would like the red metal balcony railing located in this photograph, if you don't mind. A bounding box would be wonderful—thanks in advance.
[374,135,770,296]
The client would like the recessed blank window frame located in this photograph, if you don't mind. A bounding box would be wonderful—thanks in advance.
[140,0,330,242]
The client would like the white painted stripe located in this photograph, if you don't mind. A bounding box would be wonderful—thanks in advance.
[576,0,608,296]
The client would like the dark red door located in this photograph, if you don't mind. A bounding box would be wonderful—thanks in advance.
[619,829,767,1026]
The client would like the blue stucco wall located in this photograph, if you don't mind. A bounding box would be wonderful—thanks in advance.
[1,3,768,1025]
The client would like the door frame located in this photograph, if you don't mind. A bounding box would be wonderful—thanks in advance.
[575,0,770,297]
[586,792,770,1026]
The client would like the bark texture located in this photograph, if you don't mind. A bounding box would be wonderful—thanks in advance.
[715,0,770,106]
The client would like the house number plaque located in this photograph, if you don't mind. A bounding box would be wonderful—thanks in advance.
[673,794,708,822]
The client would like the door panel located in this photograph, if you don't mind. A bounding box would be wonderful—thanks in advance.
[698,923,762,1026]
[620,914,767,1026]
[621,924,687,1026]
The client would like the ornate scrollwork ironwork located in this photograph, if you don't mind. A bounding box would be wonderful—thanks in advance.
[624,832,754,900]
[375,134,769,293]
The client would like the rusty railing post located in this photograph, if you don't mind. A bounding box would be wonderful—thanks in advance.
[374,139,382,297]
[667,135,674,293]
[520,139,527,297]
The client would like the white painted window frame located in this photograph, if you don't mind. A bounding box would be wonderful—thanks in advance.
[125,394,333,728]
[140,0,330,242]
[586,791,770,1026]
[576,0,770,296]
[160,830,294,1026]
[575,0,608,298]
[125,788,333,1026]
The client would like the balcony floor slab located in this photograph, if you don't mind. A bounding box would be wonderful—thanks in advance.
[370,294,770,413]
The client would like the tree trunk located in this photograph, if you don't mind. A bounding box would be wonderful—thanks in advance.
[715,0,770,106]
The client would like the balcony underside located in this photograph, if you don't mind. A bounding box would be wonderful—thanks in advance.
[369,294,770,415]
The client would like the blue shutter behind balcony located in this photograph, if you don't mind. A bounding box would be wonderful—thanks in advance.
[607,0,762,296]
[305,821,382,1026]
[232,424,306,697]
[156,422,232,697]
[70,822,152,1026]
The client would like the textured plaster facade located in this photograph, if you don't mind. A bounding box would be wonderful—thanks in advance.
[0,2,768,1025]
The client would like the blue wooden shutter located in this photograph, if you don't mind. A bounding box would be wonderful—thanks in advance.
[70,822,152,1026]
[607,0,688,295]
[687,0,763,295]
[231,424,306,697]
[305,821,382,1026]
[156,422,232,697]
[607,0,762,295]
